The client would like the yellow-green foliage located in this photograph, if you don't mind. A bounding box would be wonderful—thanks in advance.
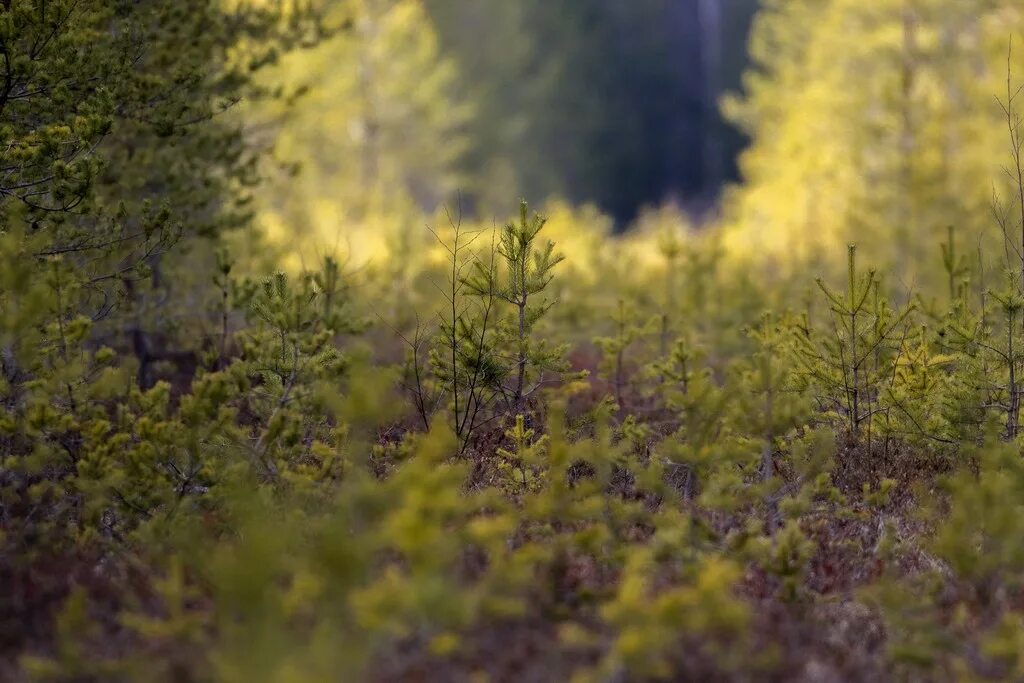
[11,1,1024,682]
[246,0,469,270]
[723,0,1024,274]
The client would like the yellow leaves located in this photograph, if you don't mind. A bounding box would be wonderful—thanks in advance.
[724,0,1024,271]
[86,365,128,401]
[134,381,172,415]
[60,315,91,345]
[0,411,17,436]
[245,0,467,271]
[494,414,550,495]
[25,400,61,431]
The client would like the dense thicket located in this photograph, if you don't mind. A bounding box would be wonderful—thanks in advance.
[5,1,1024,682]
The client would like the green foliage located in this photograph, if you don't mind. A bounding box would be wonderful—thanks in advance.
[748,520,815,602]
[795,245,915,438]
[595,552,749,680]
[472,200,574,412]
[246,0,467,268]
[724,0,1024,269]
[593,300,655,412]
[494,415,547,496]
[409,201,576,452]
[11,2,1024,682]
[933,436,1024,589]
[734,314,811,481]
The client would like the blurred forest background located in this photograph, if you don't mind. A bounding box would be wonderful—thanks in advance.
[9,0,1024,681]
[251,0,760,266]
[248,0,1024,281]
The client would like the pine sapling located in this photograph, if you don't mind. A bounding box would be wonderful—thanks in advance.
[988,274,1024,438]
[429,214,501,452]
[795,244,913,442]
[479,200,568,414]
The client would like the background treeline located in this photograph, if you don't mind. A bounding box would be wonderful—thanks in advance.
[249,0,759,267]
[6,1,1024,682]
[423,0,760,220]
